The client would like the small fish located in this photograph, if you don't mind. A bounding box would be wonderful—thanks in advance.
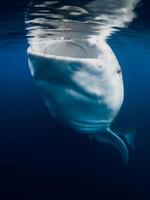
[28,39,129,163]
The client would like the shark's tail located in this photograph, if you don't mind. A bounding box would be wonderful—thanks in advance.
[92,128,129,164]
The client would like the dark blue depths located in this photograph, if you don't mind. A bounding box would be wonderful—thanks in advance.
[0,0,150,199]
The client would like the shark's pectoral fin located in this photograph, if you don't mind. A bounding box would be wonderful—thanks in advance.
[91,128,129,164]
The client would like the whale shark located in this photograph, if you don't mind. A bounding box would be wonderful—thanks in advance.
[26,0,139,163]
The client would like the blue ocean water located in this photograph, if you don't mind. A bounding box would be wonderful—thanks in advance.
[0,0,150,199]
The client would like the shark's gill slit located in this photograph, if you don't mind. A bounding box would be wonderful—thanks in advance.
[26,0,139,163]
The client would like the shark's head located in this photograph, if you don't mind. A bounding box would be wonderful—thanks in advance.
[28,39,123,133]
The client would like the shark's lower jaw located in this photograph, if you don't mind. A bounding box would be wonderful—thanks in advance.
[48,109,110,133]
[59,119,110,133]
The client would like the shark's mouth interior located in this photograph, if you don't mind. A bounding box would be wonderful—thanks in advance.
[43,41,98,59]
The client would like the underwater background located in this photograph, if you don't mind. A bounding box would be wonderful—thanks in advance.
[0,0,150,199]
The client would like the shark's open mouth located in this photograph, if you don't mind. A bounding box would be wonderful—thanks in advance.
[44,41,98,59]
[29,40,103,61]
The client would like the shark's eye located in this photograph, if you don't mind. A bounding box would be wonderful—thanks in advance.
[117,69,122,75]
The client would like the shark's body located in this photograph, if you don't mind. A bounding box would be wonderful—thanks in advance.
[28,39,128,163]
